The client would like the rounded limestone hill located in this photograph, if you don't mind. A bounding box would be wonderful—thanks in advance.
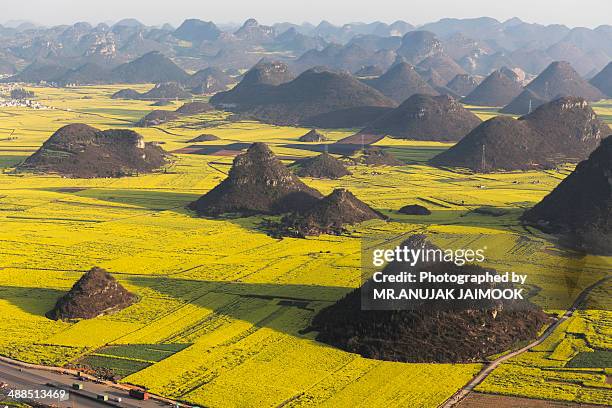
[525,61,605,102]
[298,129,328,142]
[354,65,384,77]
[500,88,548,115]
[502,61,607,115]
[522,136,612,255]
[187,67,234,94]
[590,62,612,97]
[309,235,548,363]
[364,94,482,141]
[292,153,351,179]
[189,142,322,216]
[280,188,385,236]
[175,101,214,115]
[138,101,214,127]
[462,69,523,107]
[111,88,142,99]
[430,116,549,172]
[397,31,444,64]
[520,96,609,161]
[358,147,403,166]
[136,110,180,127]
[18,124,167,178]
[139,82,192,100]
[47,267,138,320]
[417,53,467,85]
[363,62,439,104]
[211,61,295,107]
[239,60,295,87]
[431,97,610,172]
[110,51,190,84]
[446,74,482,97]
[398,204,431,215]
[187,134,220,142]
[212,66,396,126]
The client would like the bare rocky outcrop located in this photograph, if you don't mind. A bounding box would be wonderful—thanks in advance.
[431,97,609,171]
[279,188,384,236]
[47,267,137,320]
[521,96,610,161]
[18,124,167,178]
[309,235,548,363]
[522,136,612,255]
[189,142,322,215]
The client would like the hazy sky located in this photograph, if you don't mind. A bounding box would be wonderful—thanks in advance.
[3,0,611,28]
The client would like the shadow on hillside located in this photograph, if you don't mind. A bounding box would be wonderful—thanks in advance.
[281,144,450,164]
[123,270,608,341]
[40,187,201,213]
[0,286,65,317]
[40,186,537,236]
[126,277,353,336]
[382,206,531,234]
[281,143,362,155]
[0,279,350,331]
[384,146,449,164]
[38,187,296,235]
[0,155,28,168]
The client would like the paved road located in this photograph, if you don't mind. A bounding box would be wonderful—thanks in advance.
[0,359,174,408]
[441,275,612,408]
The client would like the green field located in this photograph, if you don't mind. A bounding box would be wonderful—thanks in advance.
[0,85,610,407]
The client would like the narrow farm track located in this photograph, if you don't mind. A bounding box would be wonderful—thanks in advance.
[441,275,612,408]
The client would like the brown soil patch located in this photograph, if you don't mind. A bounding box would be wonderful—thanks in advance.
[458,393,608,408]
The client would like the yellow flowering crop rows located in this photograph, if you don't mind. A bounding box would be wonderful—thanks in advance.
[0,86,610,407]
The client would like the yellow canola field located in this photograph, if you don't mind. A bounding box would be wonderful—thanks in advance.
[0,86,610,407]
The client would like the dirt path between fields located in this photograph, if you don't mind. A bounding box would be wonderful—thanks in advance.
[441,275,612,408]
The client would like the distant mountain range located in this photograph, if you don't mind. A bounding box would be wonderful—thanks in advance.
[0,17,610,84]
